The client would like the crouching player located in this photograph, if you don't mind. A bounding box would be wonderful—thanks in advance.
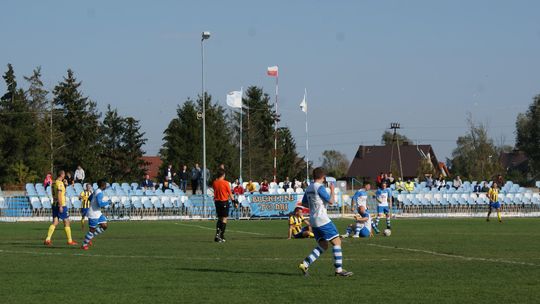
[81,180,110,250]
[342,205,372,238]
[288,207,314,239]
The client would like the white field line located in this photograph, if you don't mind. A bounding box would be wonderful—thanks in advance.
[0,248,428,262]
[173,222,267,236]
[368,243,539,267]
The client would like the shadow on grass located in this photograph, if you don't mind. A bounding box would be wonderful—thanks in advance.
[176,267,298,277]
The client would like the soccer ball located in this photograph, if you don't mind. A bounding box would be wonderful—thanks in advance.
[383,229,391,237]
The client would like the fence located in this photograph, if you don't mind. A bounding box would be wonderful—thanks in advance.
[1,192,540,222]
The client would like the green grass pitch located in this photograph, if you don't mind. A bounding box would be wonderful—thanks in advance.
[0,218,539,303]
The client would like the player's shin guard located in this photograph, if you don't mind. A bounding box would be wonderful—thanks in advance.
[333,245,343,273]
[302,245,324,268]
[46,224,56,241]
[65,226,73,243]
[83,231,94,245]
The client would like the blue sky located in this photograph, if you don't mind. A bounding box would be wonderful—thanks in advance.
[2,0,539,165]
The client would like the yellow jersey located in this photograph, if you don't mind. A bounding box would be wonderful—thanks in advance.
[52,180,66,207]
[80,190,91,208]
[487,188,499,203]
[289,215,306,235]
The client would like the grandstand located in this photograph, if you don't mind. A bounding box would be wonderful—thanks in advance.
[1,180,539,221]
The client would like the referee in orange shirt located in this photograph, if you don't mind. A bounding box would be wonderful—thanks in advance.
[213,169,234,242]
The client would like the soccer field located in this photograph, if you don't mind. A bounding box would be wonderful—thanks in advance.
[0,218,539,304]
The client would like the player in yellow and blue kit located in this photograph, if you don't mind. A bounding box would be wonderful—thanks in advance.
[81,180,111,250]
[79,183,92,230]
[288,207,314,239]
[44,170,78,246]
[486,182,502,223]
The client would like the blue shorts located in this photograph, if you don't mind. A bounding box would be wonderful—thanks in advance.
[312,222,339,242]
[377,206,390,214]
[80,208,89,217]
[293,226,309,239]
[52,205,69,220]
[359,227,370,238]
[489,202,501,209]
[88,215,107,228]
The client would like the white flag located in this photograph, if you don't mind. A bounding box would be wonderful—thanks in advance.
[226,89,242,109]
[300,90,307,113]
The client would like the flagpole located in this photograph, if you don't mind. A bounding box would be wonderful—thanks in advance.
[273,73,278,182]
[239,89,243,184]
[305,88,309,183]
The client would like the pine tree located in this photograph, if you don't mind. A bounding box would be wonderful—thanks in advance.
[100,105,126,182]
[0,64,45,184]
[52,69,102,179]
[276,127,306,181]
[122,117,147,181]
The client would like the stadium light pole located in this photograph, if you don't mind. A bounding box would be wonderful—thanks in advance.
[201,31,211,211]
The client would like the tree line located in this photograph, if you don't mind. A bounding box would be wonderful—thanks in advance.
[0,64,146,185]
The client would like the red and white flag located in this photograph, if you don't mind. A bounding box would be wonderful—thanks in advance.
[267,66,278,77]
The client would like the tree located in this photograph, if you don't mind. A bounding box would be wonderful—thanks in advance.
[320,150,350,178]
[450,116,502,180]
[122,117,147,181]
[381,130,411,146]
[53,69,102,179]
[100,105,126,182]
[0,64,45,184]
[160,93,236,182]
[516,94,540,178]
[276,127,306,181]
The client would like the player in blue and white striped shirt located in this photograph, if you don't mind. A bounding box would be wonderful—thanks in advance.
[298,167,353,277]
[81,180,111,250]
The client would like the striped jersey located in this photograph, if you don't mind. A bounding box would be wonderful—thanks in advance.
[80,190,91,208]
[289,215,306,235]
[52,180,66,207]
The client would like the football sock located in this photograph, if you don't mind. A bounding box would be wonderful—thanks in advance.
[371,222,380,233]
[386,218,392,229]
[46,224,56,241]
[345,226,352,236]
[497,211,501,222]
[354,224,361,236]
[487,209,491,219]
[220,222,227,239]
[333,245,343,273]
[83,231,94,245]
[65,226,73,242]
[215,220,222,238]
[81,219,85,229]
[375,216,380,228]
[94,227,105,236]
[303,245,324,268]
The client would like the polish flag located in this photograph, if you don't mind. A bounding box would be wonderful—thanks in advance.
[267,66,278,77]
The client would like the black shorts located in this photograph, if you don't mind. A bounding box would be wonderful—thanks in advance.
[214,201,230,218]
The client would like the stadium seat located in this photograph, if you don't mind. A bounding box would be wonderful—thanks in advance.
[71,198,82,209]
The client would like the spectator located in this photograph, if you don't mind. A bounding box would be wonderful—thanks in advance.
[163,164,176,186]
[435,176,446,190]
[43,173,52,188]
[191,164,202,194]
[179,165,189,193]
[496,175,504,187]
[294,179,302,190]
[283,177,291,191]
[260,179,269,193]
[140,174,154,190]
[473,182,482,194]
[425,174,434,190]
[74,165,85,184]
[453,176,463,189]
[246,180,256,193]
[395,178,405,193]
[65,172,74,186]
[233,181,245,195]
[376,172,384,188]
[481,182,490,193]
[387,173,395,185]
[404,179,415,192]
